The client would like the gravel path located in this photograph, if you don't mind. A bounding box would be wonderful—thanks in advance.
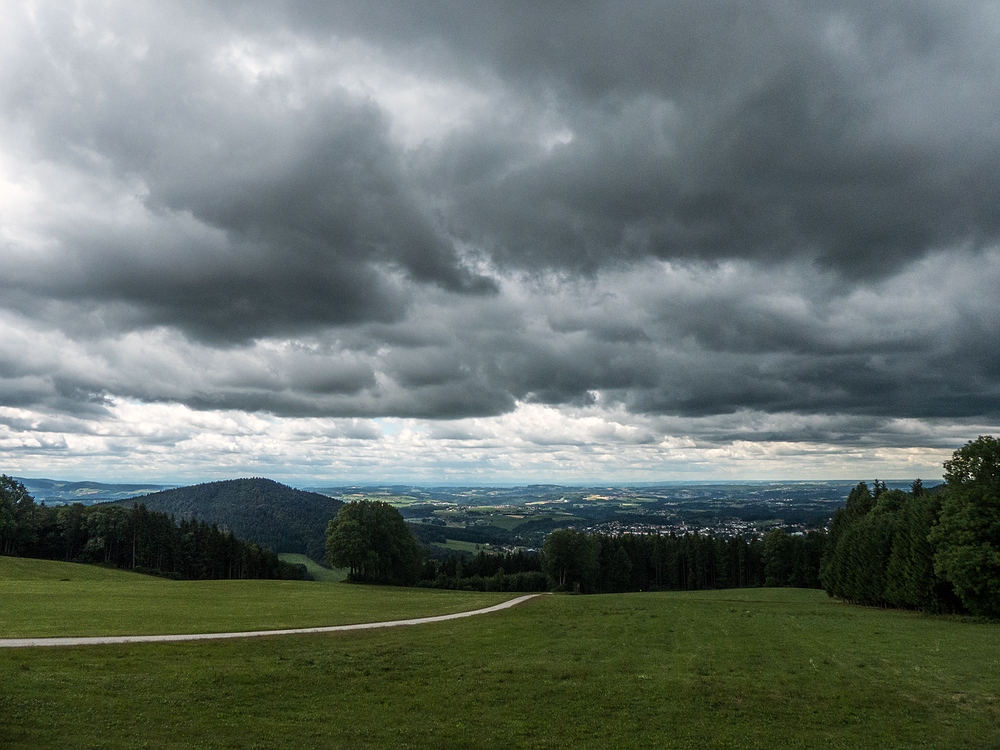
[0,593,542,649]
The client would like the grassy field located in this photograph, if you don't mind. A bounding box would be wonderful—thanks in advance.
[433,538,486,553]
[0,557,509,638]
[276,553,347,582]
[2,559,999,748]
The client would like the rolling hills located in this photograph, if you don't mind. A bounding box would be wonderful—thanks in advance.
[16,477,172,505]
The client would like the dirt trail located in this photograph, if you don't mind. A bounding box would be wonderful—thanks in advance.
[0,593,542,648]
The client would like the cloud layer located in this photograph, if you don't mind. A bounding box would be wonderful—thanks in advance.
[1,0,998,481]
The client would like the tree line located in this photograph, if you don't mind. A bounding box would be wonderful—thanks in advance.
[403,436,999,612]
[326,499,826,593]
[821,436,1000,617]
[417,549,549,592]
[0,476,304,580]
[538,527,825,594]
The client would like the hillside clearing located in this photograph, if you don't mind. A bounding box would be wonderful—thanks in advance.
[277,553,347,582]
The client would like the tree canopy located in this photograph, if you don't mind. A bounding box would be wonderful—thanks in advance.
[0,474,34,556]
[932,436,1000,617]
[325,500,421,585]
[543,528,600,592]
[820,480,957,612]
[820,437,1000,617]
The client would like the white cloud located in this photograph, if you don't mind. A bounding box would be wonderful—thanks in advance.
[0,396,982,484]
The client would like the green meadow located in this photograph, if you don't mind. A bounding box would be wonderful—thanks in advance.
[0,557,507,638]
[2,557,999,749]
[276,553,348,583]
[432,538,486,553]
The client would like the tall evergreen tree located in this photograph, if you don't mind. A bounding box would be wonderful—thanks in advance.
[543,528,600,592]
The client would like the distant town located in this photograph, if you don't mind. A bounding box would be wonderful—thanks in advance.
[322,480,923,552]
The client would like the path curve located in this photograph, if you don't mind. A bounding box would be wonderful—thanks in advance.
[0,593,542,649]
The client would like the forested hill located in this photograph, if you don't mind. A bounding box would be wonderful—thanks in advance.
[113,478,342,562]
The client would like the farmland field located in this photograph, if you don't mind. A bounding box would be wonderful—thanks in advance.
[432,538,485,553]
[1,557,998,748]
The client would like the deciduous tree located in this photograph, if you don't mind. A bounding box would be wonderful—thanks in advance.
[325,500,421,585]
[932,436,1000,617]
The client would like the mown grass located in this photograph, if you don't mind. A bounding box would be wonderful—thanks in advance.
[0,556,509,638]
[2,559,999,748]
[433,538,485,553]
[276,553,347,582]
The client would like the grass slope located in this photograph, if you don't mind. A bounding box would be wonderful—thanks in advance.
[1,559,998,748]
[277,553,347,582]
[0,557,508,638]
[0,556,150,582]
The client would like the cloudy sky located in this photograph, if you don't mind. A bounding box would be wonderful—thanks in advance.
[1,0,999,484]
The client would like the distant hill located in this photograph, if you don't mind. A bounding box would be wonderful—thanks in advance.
[112,478,343,562]
[16,478,173,506]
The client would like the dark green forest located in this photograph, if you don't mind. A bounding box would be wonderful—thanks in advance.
[821,436,1000,617]
[415,529,825,594]
[113,478,343,561]
[0,476,303,580]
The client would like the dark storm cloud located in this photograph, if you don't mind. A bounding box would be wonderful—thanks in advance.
[1,0,999,443]
[0,4,494,343]
[269,0,1000,275]
[419,1,1000,276]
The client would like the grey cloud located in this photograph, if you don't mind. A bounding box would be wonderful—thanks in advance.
[367,0,1000,275]
[8,0,999,314]
[666,412,990,452]
[1,0,999,457]
[0,375,113,419]
[0,4,494,344]
[426,423,495,441]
